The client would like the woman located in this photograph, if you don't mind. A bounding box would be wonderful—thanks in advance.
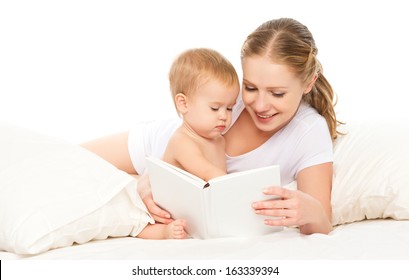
[83,18,340,235]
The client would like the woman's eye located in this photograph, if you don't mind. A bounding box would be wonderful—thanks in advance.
[244,86,256,92]
[272,92,285,98]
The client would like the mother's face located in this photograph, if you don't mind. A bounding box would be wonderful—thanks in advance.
[241,55,314,135]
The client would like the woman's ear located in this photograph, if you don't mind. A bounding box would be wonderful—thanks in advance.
[175,93,188,114]
[304,74,318,94]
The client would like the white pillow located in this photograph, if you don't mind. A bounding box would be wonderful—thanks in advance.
[331,121,409,225]
[0,123,153,254]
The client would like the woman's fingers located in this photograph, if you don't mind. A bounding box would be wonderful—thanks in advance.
[252,197,288,210]
[137,170,174,223]
[254,202,298,227]
[264,217,297,227]
[254,207,294,217]
[262,186,294,198]
[144,197,173,224]
[252,187,301,227]
[151,214,174,225]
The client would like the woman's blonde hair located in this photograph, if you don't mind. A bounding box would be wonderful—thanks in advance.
[241,18,341,140]
[169,48,239,103]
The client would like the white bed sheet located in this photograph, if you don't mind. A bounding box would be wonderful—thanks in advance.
[2,219,408,260]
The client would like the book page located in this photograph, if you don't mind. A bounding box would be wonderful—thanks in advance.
[148,157,207,187]
[208,165,282,238]
[146,157,209,238]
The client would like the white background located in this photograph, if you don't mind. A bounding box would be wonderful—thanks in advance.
[1,0,408,143]
[1,1,408,276]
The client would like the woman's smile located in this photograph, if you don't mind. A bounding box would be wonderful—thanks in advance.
[256,112,277,119]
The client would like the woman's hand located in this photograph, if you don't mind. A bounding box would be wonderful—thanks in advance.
[137,170,174,224]
[252,163,333,235]
[252,187,329,231]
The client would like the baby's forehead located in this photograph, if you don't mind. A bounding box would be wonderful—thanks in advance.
[198,73,239,88]
[192,79,238,100]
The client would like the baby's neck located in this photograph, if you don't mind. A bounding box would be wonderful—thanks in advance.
[181,122,219,143]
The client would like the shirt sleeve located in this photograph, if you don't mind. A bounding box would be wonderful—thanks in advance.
[127,117,181,174]
[291,117,334,178]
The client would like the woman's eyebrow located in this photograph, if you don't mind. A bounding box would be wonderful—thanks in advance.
[243,79,288,89]
[266,86,288,90]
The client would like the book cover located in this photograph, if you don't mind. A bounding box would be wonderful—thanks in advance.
[146,156,282,239]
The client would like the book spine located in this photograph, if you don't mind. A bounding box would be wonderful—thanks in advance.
[204,188,218,238]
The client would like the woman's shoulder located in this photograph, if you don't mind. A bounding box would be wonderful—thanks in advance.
[289,102,327,132]
[276,102,330,145]
[128,116,182,174]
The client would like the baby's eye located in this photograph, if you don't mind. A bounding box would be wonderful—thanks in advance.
[227,107,233,111]
[210,107,219,111]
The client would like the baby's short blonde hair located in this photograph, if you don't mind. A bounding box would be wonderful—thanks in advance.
[169,48,239,104]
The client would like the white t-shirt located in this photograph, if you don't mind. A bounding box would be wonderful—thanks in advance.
[128,98,333,185]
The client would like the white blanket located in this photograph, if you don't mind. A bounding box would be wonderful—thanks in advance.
[2,219,407,259]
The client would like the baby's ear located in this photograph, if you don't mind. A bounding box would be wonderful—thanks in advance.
[175,93,188,114]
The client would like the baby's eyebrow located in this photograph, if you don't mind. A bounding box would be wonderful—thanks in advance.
[210,101,234,107]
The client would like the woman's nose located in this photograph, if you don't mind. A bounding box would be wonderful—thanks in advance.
[253,93,269,112]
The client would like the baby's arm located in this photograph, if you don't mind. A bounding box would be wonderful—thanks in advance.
[179,151,226,181]
[167,137,226,181]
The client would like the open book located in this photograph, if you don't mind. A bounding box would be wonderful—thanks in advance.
[146,156,282,239]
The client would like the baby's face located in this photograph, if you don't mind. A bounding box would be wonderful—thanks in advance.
[183,79,239,139]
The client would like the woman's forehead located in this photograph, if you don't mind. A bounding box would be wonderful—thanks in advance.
[242,56,298,87]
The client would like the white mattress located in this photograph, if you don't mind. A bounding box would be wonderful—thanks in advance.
[2,219,408,260]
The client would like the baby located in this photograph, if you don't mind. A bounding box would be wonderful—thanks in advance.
[163,48,240,181]
[134,48,239,239]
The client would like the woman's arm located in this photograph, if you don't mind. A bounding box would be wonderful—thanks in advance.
[252,162,333,234]
[81,132,137,174]
[295,162,333,234]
